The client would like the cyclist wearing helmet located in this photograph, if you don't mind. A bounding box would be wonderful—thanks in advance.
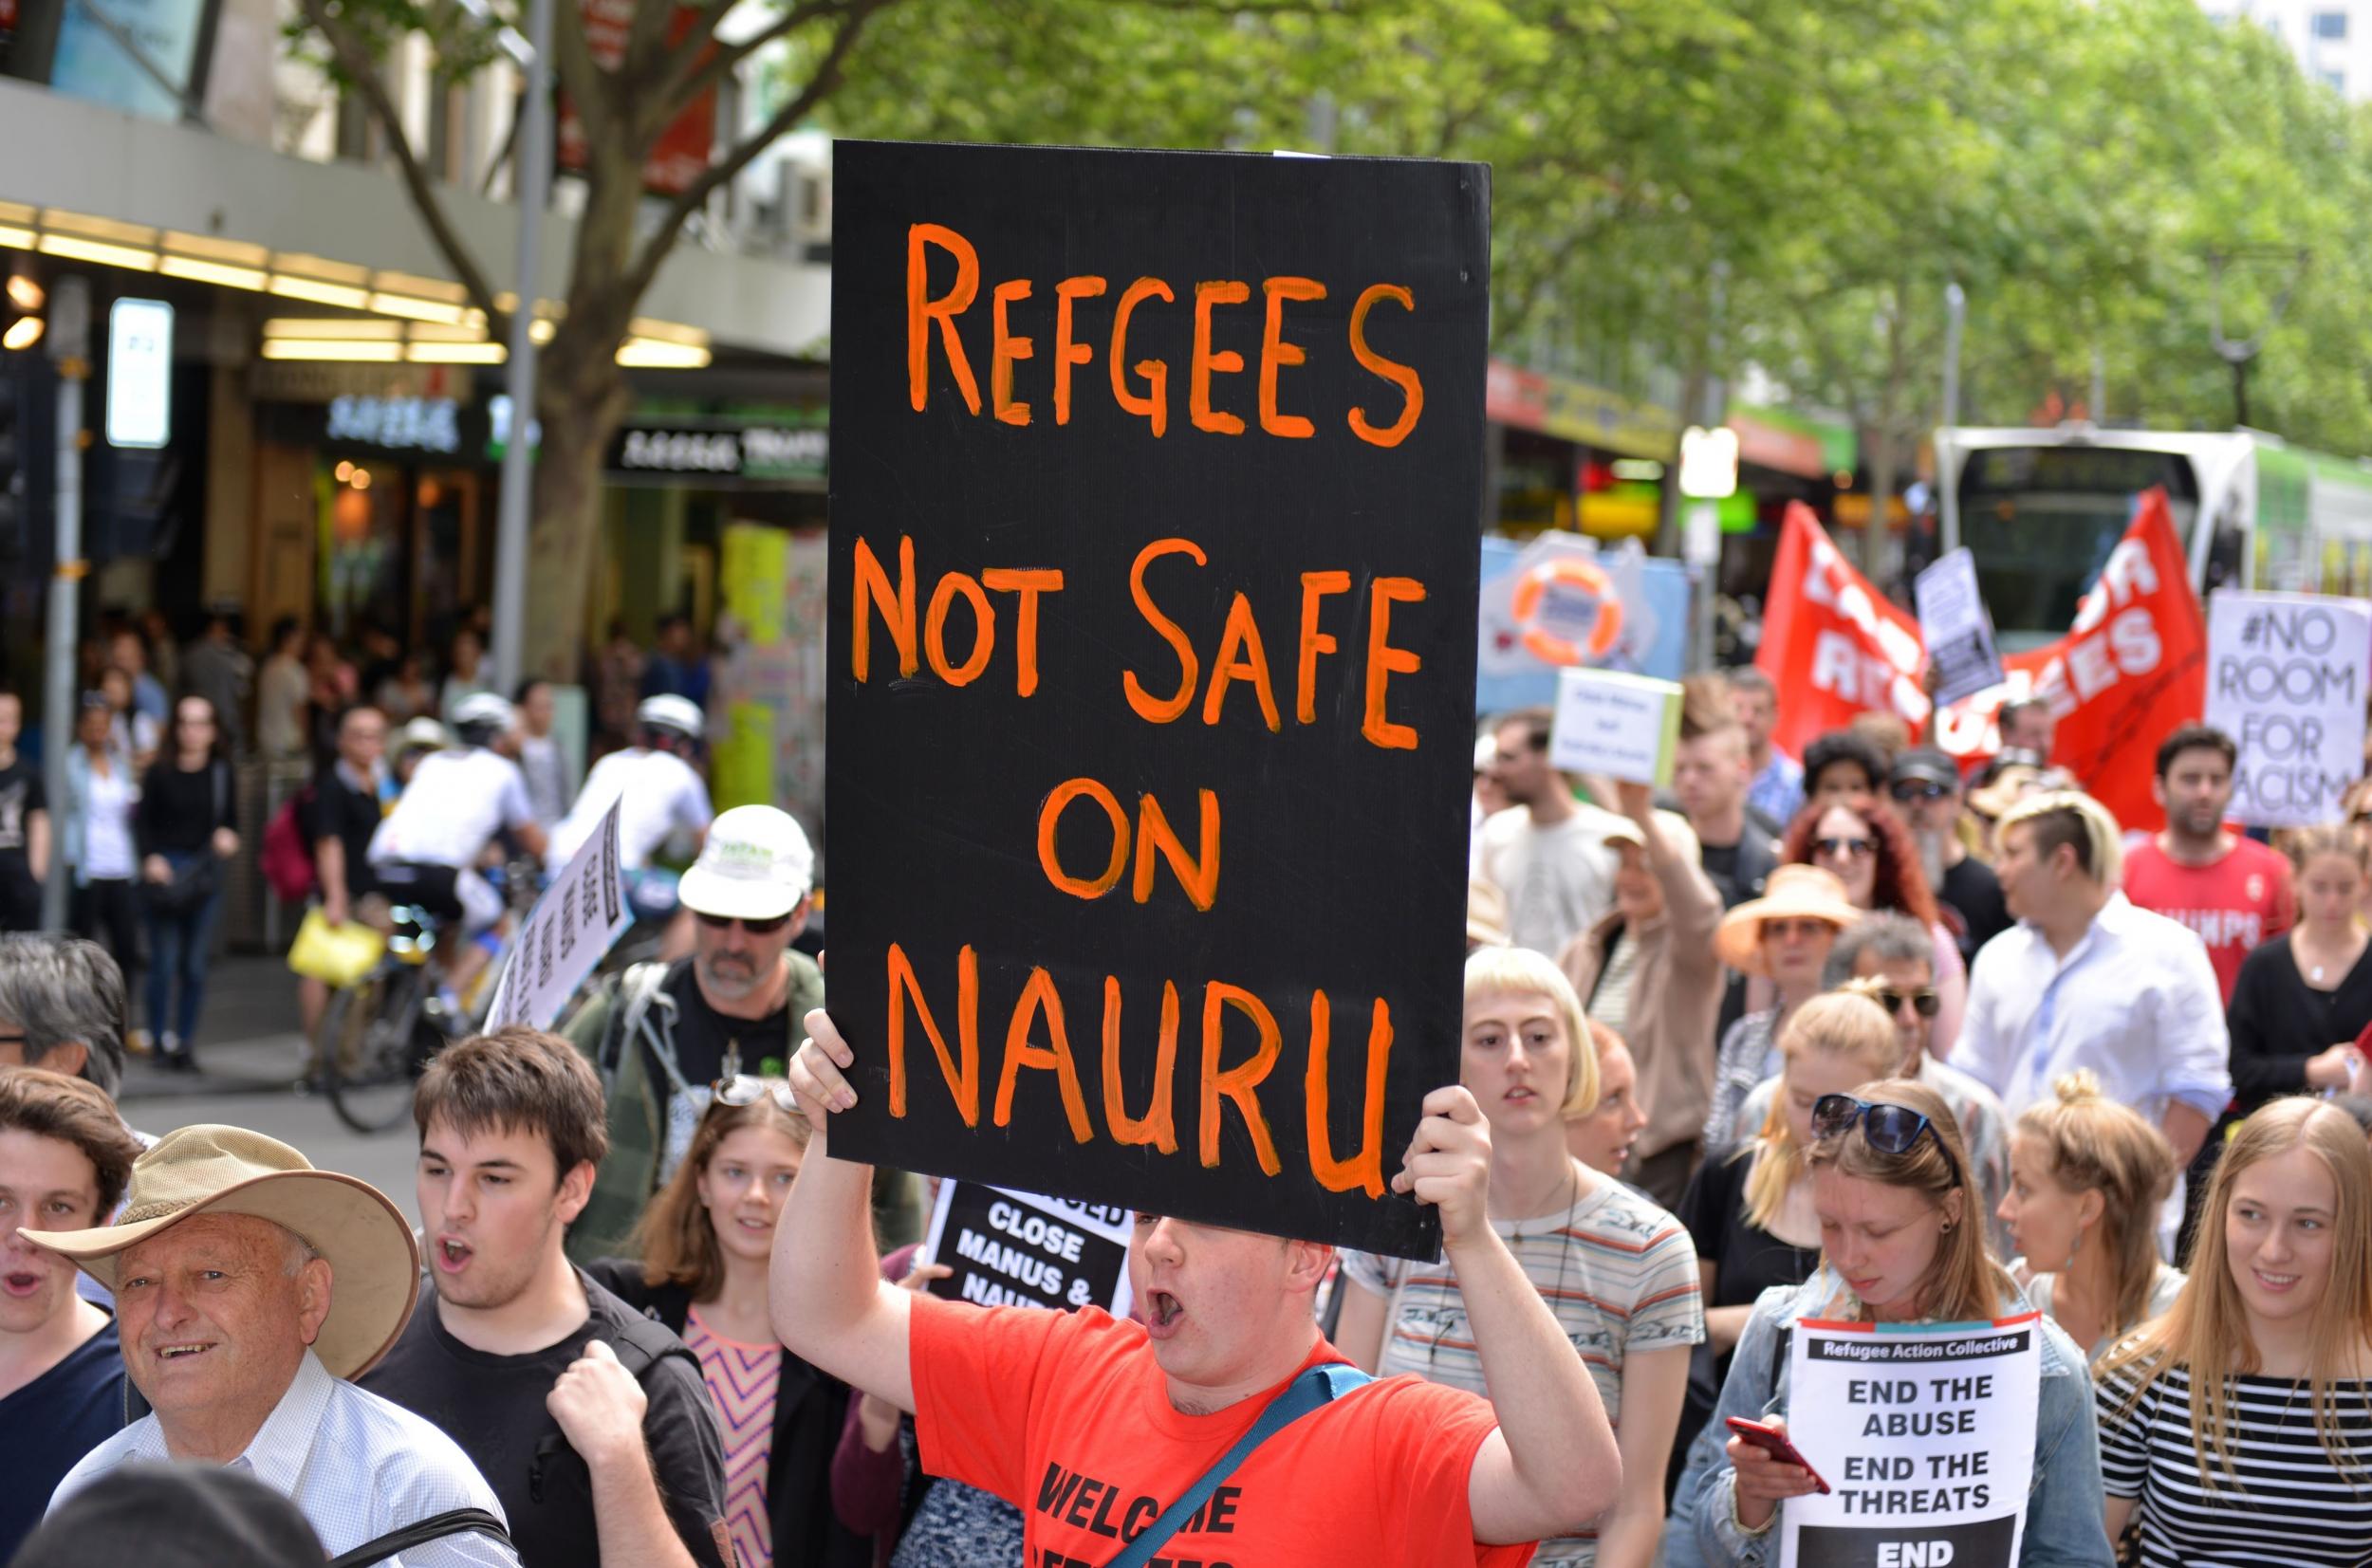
[547,694,713,955]
[368,692,547,1003]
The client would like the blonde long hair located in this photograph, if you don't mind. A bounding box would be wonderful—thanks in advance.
[1807,1077,2004,1323]
[1743,987,1899,1231]
[2013,1071,2177,1352]
[2100,1098,2372,1492]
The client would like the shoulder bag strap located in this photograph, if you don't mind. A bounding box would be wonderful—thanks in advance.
[1106,1362,1372,1568]
[324,1506,513,1568]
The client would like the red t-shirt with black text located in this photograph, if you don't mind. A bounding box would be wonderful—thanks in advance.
[2121,836,2296,1004]
[910,1292,1534,1568]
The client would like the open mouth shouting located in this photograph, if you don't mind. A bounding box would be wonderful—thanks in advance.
[2,1267,44,1299]
[1145,1289,1187,1341]
[435,1235,475,1275]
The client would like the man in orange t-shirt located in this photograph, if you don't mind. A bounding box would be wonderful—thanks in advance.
[772,1009,1621,1567]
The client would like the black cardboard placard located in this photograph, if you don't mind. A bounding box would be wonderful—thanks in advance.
[925,1181,1131,1314]
[825,139,1490,1260]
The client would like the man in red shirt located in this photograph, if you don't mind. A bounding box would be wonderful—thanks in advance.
[772,1009,1620,1567]
[2121,723,2296,1004]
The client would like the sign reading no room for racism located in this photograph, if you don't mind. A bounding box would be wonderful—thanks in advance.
[825,141,1490,1260]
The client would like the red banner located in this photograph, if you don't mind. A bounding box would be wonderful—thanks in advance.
[1756,492,2205,832]
[1933,489,2204,832]
[558,0,717,197]
[1754,502,1929,761]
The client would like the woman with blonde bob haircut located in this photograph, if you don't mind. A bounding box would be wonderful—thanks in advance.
[2096,1098,2372,1567]
[1675,1078,2112,1565]
[1337,946,1705,1568]
[1998,1071,2183,1363]
[588,1081,872,1567]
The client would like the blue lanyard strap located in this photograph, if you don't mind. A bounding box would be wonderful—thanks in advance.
[1104,1361,1372,1568]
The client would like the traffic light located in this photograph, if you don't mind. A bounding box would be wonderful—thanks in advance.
[2,271,41,353]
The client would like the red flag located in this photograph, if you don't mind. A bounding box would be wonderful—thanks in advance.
[1754,502,1929,762]
[1935,489,2204,832]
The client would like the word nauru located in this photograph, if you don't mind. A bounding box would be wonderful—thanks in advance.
[880,943,1394,1195]
[907,223,1427,446]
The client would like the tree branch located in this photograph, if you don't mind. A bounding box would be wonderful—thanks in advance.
[296,0,509,334]
[648,0,842,131]
[624,0,883,303]
[548,0,612,151]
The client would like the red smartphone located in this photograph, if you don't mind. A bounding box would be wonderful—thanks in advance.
[1724,1417,1832,1494]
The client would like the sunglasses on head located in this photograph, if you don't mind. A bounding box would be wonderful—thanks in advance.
[1813,836,1877,860]
[711,1075,798,1113]
[695,909,792,934]
[1811,1094,1961,1182]
[1890,780,1950,802]
[1875,987,1939,1019]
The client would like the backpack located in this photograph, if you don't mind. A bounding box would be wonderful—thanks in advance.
[260,787,318,903]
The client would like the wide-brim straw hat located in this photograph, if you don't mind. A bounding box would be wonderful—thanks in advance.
[23,1124,418,1379]
[1468,877,1510,947]
[1714,863,1864,975]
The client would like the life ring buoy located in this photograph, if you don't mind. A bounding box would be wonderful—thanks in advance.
[1510,557,1623,666]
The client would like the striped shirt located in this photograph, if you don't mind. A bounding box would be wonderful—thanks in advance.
[2097,1359,2372,1566]
[1342,1175,1704,1567]
[685,1307,781,1568]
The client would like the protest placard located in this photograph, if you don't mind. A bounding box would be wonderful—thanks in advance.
[824,141,1489,1260]
[1780,1313,2044,1568]
[483,802,631,1031]
[2205,590,2372,827]
[1548,668,1683,784]
[1914,549,2005,708]
[921,1180,1134,1317]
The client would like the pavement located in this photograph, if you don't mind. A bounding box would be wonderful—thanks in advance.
[115,952,418,1205]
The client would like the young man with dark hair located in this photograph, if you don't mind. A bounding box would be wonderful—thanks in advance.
[361,1027,732,1568]
[1728,668,1803,826]
[2120,722,2295,1004]
[1474,706,1626,958]
[1997,694,2056,758]
[1671,708,1779,909]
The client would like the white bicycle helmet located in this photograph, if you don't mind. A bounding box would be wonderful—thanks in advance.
[636,693,706,742]
[451,692,517,742]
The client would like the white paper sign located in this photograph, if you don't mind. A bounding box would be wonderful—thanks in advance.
[2205,590,2372,827]
[484,802,634,1030]
[1548,667,1682,784]
[1914,549,2005,708]
[106,298,174,450]
[921,1179,1134,1318]
[1780,1314,2044,1568]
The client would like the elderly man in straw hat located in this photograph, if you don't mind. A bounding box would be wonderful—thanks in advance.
[29,1124,520,1566]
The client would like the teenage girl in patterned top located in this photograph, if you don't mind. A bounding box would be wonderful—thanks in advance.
[591,1078,870,1568]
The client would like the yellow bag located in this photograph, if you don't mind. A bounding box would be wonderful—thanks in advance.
[287,908,386,988]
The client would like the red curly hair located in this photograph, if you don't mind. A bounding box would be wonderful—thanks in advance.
[1780,797,1940,928]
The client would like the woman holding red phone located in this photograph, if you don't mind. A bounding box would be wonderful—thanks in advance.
[1665,1080,2114,1567]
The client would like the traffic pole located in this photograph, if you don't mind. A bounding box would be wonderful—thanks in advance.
[490,0,555,694]
[39,276,89,933]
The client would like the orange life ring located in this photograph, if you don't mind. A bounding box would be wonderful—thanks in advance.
[1510,557,1624,666]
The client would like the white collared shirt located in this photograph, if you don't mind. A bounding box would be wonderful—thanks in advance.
[51,1349,517,1566]
[1959,892,2232,1124]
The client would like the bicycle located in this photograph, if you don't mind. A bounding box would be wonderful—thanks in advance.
[318,901,457,1134]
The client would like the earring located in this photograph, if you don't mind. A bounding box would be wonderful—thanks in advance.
[1940,1220,1955,1233]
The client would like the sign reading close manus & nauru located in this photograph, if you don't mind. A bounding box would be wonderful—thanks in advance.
[825,141,1490,1260]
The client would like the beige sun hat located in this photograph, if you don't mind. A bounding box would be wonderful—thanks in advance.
[1714,863,1865,976]
[22,1124,419,1379]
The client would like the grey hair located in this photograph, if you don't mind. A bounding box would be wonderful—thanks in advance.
[0,934,128,1096]
[1823,911,1937,989]
[279,1226,323,1278]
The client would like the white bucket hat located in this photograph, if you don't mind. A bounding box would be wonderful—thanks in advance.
[677,805,815,922]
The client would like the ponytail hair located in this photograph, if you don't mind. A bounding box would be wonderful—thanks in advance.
[2013,1071,2177,1350]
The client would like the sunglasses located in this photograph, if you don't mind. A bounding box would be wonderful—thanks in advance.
[712,1075,798,1113]
[1811,1094,1961,1183]
[1813,836,1877,860]
[1874,987,1940,1019]
[1889,780,1950,802]
[695,910,792,935]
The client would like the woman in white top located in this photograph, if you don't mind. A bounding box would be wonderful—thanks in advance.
[1997,1070,2184,1363]
[1336,947,1705,1568]
[64,694,139,994]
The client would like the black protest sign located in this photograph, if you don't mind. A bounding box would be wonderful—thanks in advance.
[825,140,1489,1259]
[925,1182,1132,1314]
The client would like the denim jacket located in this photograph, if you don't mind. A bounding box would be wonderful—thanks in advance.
[1662,1266,2115,1568]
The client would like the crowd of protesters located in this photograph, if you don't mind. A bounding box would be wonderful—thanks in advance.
[0,605,725,1073]
[0,658,2367,1568]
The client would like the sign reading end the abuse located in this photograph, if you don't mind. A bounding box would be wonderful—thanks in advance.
[1780,1315,2043,1568]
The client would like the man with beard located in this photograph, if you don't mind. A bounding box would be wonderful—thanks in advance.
[361,1028,731,1568]
[2121,725,2295,1005]
[1889,747,2011,964]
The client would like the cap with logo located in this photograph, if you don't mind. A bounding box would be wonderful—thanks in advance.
[677,804,815,922]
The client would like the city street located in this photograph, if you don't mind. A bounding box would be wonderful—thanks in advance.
[115,953,417,1203]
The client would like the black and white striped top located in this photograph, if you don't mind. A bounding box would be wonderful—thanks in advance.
[2097,1360,2372,1566]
